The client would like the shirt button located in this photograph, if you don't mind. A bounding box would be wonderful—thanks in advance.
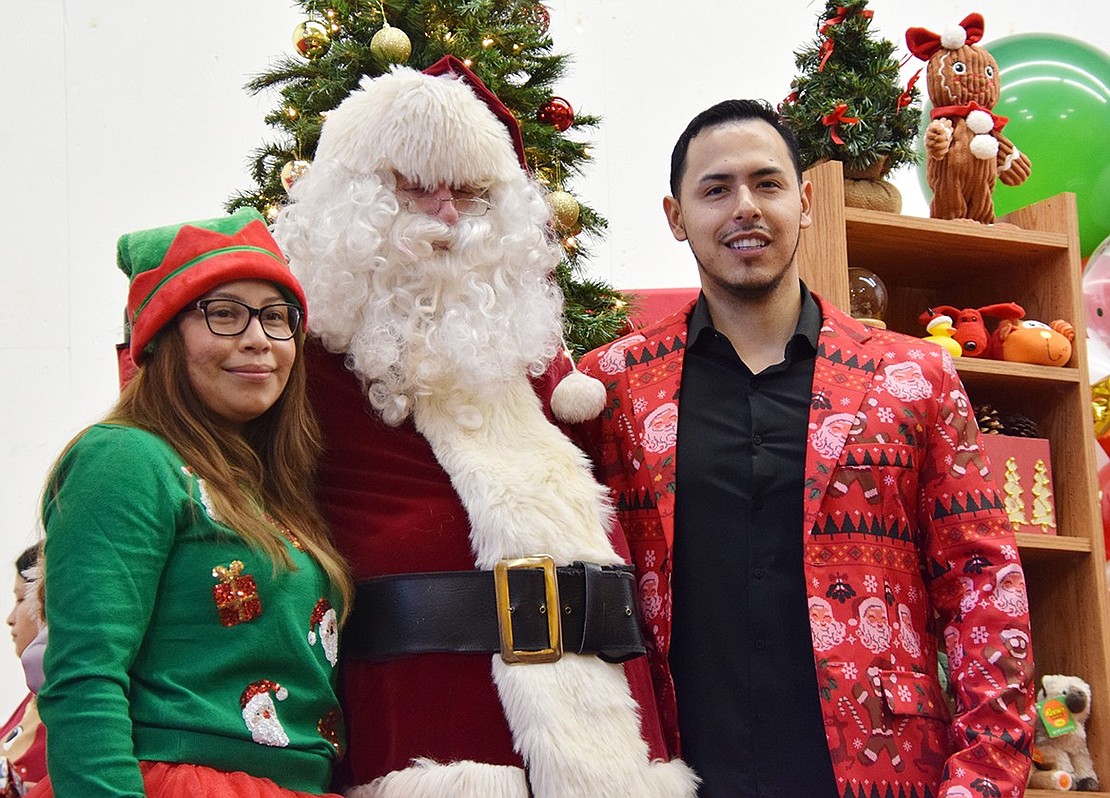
[755,639,767,650]
[753,434,763,446]
[753,567,765,579]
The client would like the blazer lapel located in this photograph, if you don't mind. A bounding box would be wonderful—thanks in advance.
[802,300,884,531]
[621,305,692,553]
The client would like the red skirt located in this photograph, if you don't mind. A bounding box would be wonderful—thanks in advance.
[26,761,343,798]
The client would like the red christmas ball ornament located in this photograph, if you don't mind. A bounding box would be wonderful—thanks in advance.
[519,3,551,34]
[538,97,574,132]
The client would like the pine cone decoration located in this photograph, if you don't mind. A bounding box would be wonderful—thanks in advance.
[1001,413,1040,438]
[974,404,1005,435]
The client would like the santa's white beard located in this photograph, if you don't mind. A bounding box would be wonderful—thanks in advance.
[990,587,1029,617]
[858,620,892,654]
[307,210,565,426]
[898,625,922,658]
[811,619,847,652]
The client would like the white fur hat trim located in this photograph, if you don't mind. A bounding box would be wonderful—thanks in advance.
[316,66,521,188]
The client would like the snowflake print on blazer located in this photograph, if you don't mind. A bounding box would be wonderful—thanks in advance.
[576,296,1034,798]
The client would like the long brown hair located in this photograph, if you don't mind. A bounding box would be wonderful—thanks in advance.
[62,317,352,617]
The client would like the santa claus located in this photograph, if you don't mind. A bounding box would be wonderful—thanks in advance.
[853,596,893,654]
[990,563,1029,617]
[274,59,696,797]
[808,596,847,652]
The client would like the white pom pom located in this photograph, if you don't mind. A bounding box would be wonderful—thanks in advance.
[969,133,999,160]
[940,24,968,50]
[966,109,994,135]
[550,369,607,423]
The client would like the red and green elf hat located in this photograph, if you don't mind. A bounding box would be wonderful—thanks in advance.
[118,208,306,364]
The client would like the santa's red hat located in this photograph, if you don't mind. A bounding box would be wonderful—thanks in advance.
[240,679,288,710]
[307,597,334,645]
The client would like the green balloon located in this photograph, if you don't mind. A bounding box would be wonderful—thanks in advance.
[990,34,1110,258]
[914,34,1110,257]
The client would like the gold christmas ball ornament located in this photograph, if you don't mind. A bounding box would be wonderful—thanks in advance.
[292,20,331,59]
[370,23,412,64]
[548,190,580,230]
[280,159,311,192]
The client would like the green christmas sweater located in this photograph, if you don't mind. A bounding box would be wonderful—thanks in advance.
[39,424,344,797]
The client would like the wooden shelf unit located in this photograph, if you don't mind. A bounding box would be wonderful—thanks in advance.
[799,160,1110,793]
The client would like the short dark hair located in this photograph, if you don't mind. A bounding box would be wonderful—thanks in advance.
[15,542,41,576]
[669,99,804,197]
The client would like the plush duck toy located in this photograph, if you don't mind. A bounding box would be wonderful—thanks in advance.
[906,13,1032,223]
[921,313,963,357]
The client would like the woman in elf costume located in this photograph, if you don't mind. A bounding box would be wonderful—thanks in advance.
[29,209,352,798]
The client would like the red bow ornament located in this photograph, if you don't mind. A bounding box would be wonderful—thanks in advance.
[821,103,860,145]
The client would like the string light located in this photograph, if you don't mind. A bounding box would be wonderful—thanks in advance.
[285,106,299,120]
[482,37,495,48]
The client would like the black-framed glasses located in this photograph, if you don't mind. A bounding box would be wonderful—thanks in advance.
[194,299,302,340]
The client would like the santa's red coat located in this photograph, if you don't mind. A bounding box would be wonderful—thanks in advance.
[305,342,668,788]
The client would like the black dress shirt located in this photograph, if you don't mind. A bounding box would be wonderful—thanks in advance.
[670,283,839,797]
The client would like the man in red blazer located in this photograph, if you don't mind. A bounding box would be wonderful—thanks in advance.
[577,99,1034,798]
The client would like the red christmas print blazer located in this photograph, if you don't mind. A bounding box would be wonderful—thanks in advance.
[576,296,1034,798]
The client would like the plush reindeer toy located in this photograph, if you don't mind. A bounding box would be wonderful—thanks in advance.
[906,13,1032,223]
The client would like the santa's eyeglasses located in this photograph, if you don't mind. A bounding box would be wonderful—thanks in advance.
[396,185,491,217]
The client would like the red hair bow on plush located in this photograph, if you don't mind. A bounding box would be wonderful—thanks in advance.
[905,12,984,60]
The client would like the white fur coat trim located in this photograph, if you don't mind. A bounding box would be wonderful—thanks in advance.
[364,378,698,798]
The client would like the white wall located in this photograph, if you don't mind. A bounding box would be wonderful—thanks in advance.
[0,0,1103,710]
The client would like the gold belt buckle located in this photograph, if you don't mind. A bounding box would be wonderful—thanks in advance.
[493,555,563,664]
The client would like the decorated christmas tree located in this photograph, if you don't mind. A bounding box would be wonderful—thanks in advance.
[227,0,628,356]
[1030,460,1056,533]
[1002,457,1027,528]
[779,0,920,182]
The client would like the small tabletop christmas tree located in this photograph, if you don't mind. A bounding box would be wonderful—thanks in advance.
[780,0,921,211]
[227,1,628,356]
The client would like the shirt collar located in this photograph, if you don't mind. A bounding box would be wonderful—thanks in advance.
[688,281,820,359]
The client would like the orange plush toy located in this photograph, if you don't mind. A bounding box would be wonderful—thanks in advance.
[906,13,1032,223]
[995,318,1075,367]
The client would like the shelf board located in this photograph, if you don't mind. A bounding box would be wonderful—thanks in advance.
[953,357,1082,385]
[842,207,1070,287]
[845,206,1068,252]
[1016,532,1092,555]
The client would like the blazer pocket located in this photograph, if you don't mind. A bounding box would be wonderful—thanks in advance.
[877,669,950,721]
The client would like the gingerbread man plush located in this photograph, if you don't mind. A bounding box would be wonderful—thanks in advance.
[906,13,1032,223]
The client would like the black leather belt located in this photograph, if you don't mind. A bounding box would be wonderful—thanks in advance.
[343,557,645,664]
